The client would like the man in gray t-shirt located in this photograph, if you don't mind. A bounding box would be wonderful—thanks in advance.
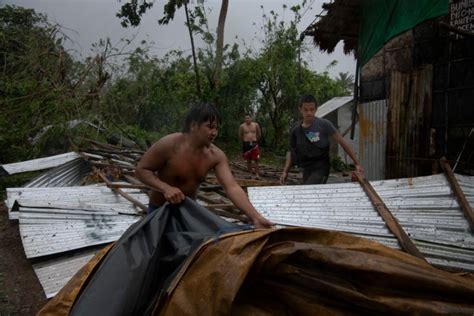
[280,94,363,185]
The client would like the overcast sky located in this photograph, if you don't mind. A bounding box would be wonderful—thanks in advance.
[2,0,356,77]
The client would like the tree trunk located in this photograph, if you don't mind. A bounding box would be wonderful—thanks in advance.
[184,1,202,99]
[212,0,228,98]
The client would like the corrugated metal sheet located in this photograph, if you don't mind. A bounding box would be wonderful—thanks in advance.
[0,152,81,175]
[358,100,388,180]
[248,173,474,272]
[24,158,91,188]
[316,96,353,118]
[6,185,147,257]
[6,184,147,219]
[32,248,98,298]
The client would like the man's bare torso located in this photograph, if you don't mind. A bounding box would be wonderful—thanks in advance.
[240,122,259,142]
[150,134,219,207]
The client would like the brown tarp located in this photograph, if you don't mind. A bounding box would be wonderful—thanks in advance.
[159,228,474,315]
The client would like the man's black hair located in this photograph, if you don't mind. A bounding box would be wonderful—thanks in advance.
[184,102,221,132]
[298,94,319,108]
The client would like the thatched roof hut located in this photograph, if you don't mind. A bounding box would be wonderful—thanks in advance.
[303,0,360,56]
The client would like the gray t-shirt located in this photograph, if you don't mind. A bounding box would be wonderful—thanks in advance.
[301,117,337,149]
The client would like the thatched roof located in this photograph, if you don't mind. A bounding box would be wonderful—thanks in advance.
[303,0,360,56]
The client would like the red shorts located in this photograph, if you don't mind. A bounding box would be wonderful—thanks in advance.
[242,142,260,161]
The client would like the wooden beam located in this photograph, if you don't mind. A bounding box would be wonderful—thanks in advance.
[354,172,426,261]
[439,157,474,231]
[95,168,147,215]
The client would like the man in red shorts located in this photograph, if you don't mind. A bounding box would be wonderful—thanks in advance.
[239,115,261,178]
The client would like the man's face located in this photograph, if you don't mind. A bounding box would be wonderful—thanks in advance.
[299,102,317,122]
[194,120,219,145]
[244,115,252,124]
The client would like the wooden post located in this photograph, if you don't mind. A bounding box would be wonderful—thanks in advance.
[354,172,426,261]
[439,157,474,231]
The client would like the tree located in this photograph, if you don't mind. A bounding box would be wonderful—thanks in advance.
[0,6,122,161]
[116,0,229,103]
[251,5,304,148]
[0,5,79,161]
[336,72,354,95]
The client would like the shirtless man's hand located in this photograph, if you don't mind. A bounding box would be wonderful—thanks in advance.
[163,185,186,204]
[253,217,274,229]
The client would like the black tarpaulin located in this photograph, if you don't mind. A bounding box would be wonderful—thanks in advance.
[70,198,243,316]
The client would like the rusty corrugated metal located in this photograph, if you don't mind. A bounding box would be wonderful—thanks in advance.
[358,100,387,180]
[386,66,433,179]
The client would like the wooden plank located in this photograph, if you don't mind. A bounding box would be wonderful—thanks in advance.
[96,169,147,214]
[440,157,474,232]
[354,172,426,261]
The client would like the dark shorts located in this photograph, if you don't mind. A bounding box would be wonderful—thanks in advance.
[242,141,260,161]
[302,167,329,185]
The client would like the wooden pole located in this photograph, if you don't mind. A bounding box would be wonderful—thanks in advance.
[439,157,474,231]
[354,172,426,261]
[96,168,148,214]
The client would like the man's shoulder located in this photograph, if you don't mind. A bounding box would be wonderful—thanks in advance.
[151,133,183,149]
[208,143,226,160]
[161,132,184,142]
[316,117,337,131]
[209,143,224,154]
[317,117,331,124]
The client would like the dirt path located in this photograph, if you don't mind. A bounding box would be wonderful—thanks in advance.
[0,203,47,315]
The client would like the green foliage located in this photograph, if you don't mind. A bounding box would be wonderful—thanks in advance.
[116,0,154,27]
[1,3,353,168]
[331,155,351,172]
[0,5,77,162]
[103,48,198,134]
[0,6,120,163]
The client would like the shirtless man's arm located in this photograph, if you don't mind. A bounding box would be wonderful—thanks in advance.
[256,123,262,141]
[214,149,273,229]
[135,134,186,204]
[238,124,244,141]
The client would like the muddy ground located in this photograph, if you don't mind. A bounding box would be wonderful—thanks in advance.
[0,202,47,316]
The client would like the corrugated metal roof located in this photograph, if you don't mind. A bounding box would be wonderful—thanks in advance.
[32,248,98,298]
[0,152,81,176]
[248,173,474,272]
[316,96,353,118]
[24,158,91,188]
[8,186,147,257]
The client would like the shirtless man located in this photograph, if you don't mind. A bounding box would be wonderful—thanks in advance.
[135,103,273,229]
[239,115,262,178]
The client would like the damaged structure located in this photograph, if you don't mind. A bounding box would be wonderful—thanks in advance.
[2,146,474,310]
[1,1,473,313]
[1,143,289,298]
[304,0,474,180]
